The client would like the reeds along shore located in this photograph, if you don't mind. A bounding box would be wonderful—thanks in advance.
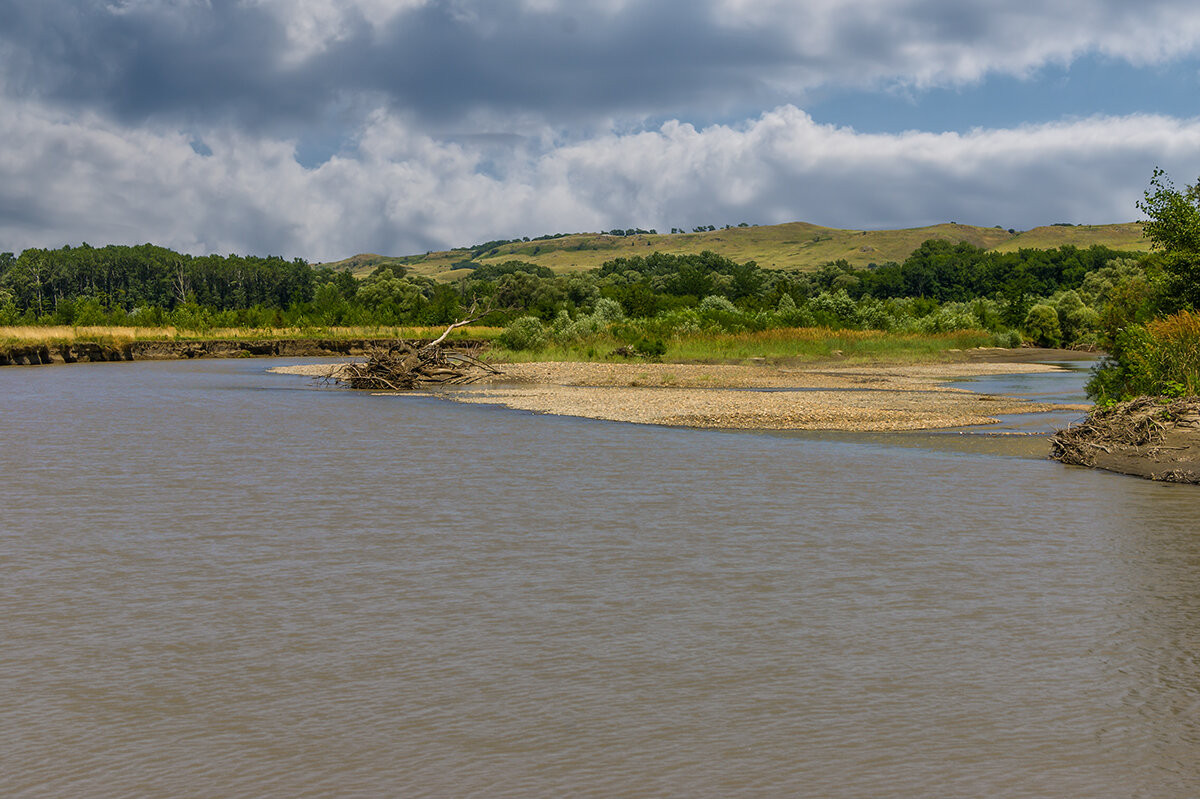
[0,323,1007,368]
[0,337,490,366]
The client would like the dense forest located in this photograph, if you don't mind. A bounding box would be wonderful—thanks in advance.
[0,239,1159,354]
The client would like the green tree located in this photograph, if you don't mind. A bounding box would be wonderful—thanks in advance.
[1023,304,1062,347]
[1137,167,1200,309]
[1049,290,1098,345]
[0,286,18,324]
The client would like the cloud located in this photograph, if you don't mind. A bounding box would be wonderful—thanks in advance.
[528,108,1200,236]
[3,0,1200,134]
[4,97,1199,261]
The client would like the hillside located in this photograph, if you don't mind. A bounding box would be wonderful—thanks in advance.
[323,221,1148,280]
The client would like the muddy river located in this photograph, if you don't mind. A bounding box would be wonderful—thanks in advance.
[2,358,1198,797]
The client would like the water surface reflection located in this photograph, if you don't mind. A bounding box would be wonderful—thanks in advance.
[2,358,1197,798]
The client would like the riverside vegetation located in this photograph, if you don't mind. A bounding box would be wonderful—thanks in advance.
[1048,169,1200,482]
[0,230,1154,365]
[1085,170,1200,401]
[4,194,1194,481]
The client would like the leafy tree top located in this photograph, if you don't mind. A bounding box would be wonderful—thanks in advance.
[1138,167,1200,254]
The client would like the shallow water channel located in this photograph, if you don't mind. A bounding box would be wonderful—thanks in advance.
[3,358,1199,798]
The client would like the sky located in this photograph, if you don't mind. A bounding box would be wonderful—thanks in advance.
[2,0,1200,262]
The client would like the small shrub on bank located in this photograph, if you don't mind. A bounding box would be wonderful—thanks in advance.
[991,330,1023,348]
[1023,304,1062,347]
[498,316,548,351]
[1087,309,1200,400]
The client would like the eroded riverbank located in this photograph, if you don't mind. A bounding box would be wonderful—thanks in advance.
[0,337,487,366]
[1051,396,1200,483]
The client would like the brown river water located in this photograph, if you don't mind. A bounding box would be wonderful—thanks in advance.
[2,358,1198,797]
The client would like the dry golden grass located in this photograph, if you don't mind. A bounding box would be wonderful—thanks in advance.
[323,220,1148,280]
[0,325,505,346]
[0,325,145,345]
[492,326,995,364]
[992,223,1147,253]
[1146,310,1200,394]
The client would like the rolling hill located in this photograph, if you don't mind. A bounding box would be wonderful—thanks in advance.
[322,221,1148,280]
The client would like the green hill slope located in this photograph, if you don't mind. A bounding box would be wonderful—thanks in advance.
[323,221,1148,280]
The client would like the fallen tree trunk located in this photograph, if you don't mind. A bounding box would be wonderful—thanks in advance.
[330,340,500,390]
[325,307,502,390]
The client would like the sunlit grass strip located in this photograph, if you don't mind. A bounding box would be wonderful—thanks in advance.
[0,325,506,347]
[664,327,994,361]
[492,327,995,363]
[1,322,991,364]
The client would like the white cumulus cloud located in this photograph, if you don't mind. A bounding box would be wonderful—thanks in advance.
[4,97,1199,261]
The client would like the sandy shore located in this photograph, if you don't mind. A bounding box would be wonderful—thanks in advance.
[272,354,1089,432]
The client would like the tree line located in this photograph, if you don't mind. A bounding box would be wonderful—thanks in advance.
[0,244,314,323]
[0,237,1155,352]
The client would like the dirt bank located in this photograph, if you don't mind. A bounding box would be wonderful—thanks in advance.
[1050,397,1200,483]
[0,338,487,366]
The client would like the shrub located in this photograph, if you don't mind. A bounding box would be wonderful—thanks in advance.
[1050,290,1099,345]
[916,303,979,334]
[1087,309,1200,400]
[990,330,1023,348]
[698,295,737,314]
[808,289,858,327]
[1023,304,1062,347]
[969,298,1004,331]
[498,316,548,351]
[591,296,626,323]
[635,337,667,358]
[857,297,892,331]
[697,294,750,332]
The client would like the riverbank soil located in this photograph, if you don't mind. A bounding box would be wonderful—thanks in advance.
[0,338,489,366]
[1050,397,1200,483]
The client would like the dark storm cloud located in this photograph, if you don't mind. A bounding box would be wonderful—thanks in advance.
[0,0,797,130]
[338,3,786,122]
[0,0,305,126]
[2,0,1198,133]
[4,0,1200,259]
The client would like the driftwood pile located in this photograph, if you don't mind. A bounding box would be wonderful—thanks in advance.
[325,310,501,390]
[1050,396,1200,467]
[331,341,499,390]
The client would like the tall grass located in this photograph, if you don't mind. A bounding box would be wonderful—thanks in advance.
[663,327,994,361]
[0,324,505,347]
[1088,309,1200,400]
[492,327,995,363]
[2,320,992,366]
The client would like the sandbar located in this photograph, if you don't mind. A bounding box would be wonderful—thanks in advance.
[272,353,1090,432]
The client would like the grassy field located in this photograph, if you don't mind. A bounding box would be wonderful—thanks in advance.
[0,325,505,348]
[2,324,996,366]
[492,328,998,364]
[323,221,1148,280]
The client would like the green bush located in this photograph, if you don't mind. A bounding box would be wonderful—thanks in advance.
[808,290,859,327]
[1023,304,1062,347]
[916,303,979,334]
[635,337,667,358]
[1088,310,1200,400]
[498,315,548,351]
[1049,290,1099,345]
[990,330,1023,348]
